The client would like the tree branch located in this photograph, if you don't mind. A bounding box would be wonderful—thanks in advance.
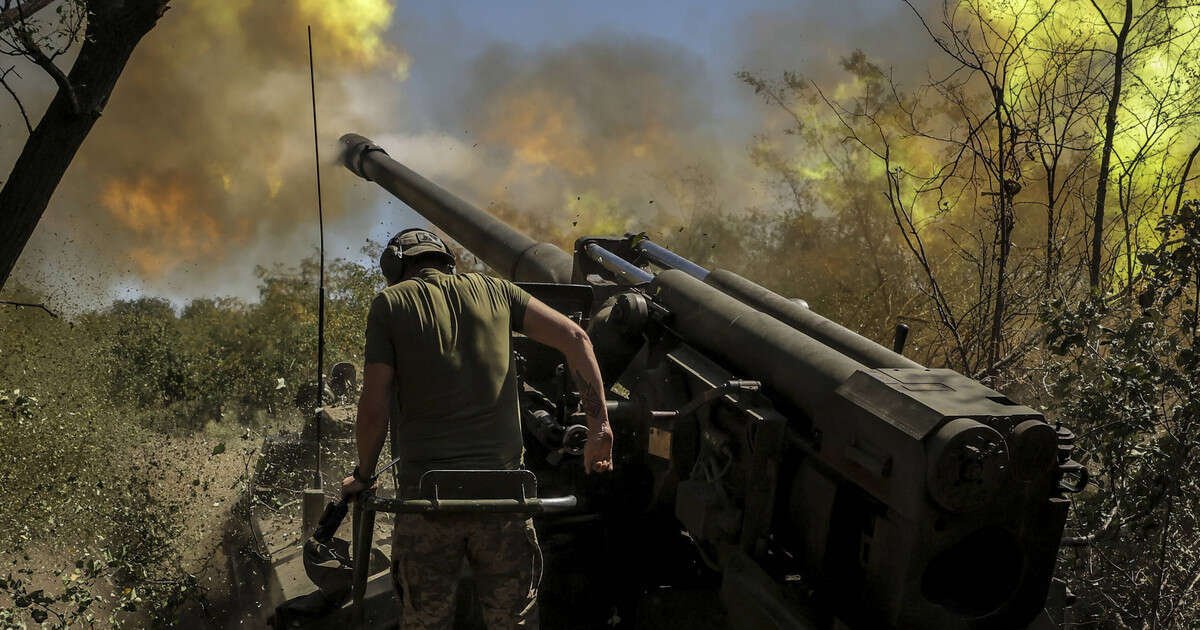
[1174,140,1200,215]
[15,26,78,115]
[1087,0,1120,38]
[0,299,58,318]
[0,64,30,132]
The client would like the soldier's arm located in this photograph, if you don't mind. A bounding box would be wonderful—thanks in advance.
[520,297,614,474]
[354,363,393,482]
[352,293,395,486]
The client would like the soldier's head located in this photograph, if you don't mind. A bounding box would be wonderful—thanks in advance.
[379,228,456,284]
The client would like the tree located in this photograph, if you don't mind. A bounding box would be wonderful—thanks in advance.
[778,1,1065,377]
[0,0,169,290]
[1083,0,1200,291]
[1009,8,1103,296]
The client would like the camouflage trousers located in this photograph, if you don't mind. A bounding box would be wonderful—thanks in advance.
[391,512,541,630]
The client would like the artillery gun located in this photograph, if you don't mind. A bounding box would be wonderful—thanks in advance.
[248,133,1081,630]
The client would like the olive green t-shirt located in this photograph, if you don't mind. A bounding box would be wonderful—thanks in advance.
[363,268,531,486]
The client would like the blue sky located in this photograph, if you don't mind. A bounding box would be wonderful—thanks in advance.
[389,0,917,130]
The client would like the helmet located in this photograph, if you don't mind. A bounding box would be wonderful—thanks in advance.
[380,228,456,284]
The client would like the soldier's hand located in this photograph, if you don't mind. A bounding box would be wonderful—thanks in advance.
[584,421,614,474]
[340,475,376,500]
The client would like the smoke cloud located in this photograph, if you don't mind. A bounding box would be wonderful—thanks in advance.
[375,35,759,255]
[8,0,410,303]
[365,2,943,261]
[2,1,941,305]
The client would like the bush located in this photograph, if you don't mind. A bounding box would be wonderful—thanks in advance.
[1040,201,1200,628]
[0,254,382,626]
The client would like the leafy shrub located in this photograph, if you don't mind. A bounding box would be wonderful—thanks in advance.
[1040,201,1200,628]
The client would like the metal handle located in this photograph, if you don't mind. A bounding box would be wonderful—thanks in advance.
[363,494,578,514]
[892,323,910,355]
[651,379,762,421]
[350,489,575,623]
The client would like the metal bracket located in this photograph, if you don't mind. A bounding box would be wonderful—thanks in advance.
[1058,460,1089,494]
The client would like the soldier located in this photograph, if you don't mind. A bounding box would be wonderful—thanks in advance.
[340,228,614,629]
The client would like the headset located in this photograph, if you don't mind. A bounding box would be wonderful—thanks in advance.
[379,228,456,285]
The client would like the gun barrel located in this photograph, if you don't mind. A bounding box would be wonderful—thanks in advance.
[651,269,865,416]
[631,239,921,369]
[339,133,573,283]
[704,269,923,369]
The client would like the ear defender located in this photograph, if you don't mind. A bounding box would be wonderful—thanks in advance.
[379,241,405,285]
[380,228,456,284]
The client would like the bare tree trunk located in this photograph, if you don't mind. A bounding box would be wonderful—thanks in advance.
[1045,167,1057,292]
[987,85,1014,376]
[989,195,1012,375]
[1089,0,1134,291]
[1120,177,1135,301]
[0,0,168,290]
[1175,140,1200,215]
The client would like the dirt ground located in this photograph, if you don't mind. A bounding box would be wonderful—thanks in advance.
[0,419,298,629]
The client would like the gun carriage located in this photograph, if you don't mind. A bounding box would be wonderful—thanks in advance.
[303,133,1082,630]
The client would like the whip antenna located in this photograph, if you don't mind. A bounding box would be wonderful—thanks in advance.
[308,25,326,489]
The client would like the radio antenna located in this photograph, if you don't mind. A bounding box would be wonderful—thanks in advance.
[308,25,326,489]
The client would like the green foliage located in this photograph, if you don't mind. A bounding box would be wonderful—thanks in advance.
[0,536,197,628]
[109,298,191,408]
[1039,201,1200,627]
[0,254,381,627]
[22,254,385,432]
